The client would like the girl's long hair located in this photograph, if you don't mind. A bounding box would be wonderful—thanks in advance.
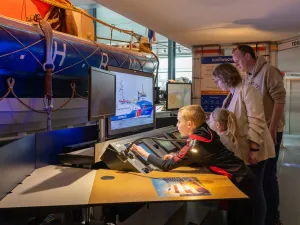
[212,108,238,145]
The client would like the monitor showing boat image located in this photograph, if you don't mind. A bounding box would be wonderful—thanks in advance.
[88,67,116,121]
[107,66,154,136]
[166,83,192,110]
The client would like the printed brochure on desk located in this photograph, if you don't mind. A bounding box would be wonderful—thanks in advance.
[151,177,211,197]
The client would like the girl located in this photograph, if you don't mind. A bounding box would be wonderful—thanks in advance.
[208,108,241,159]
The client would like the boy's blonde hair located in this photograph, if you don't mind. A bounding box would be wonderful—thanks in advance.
[212,108,238,145]
[179,105,206,128]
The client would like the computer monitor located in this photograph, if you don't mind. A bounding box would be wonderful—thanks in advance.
[136,142,158,161]
[155,135,178,153]
[168,131,186,147]
[107,66,155,136]
[88,67,116,121]
[170,130,183,139]
[166,83,192,110]
[125,142,158,161]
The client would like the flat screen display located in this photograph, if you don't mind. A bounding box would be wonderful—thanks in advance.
[88,67,116,121]
[107,66,154,136]
[171,131,183,139]
[137,143,156,160]
[167,83,192,110]
[169,131,186,147]
[125,142,157,161]
[156,137,178,152]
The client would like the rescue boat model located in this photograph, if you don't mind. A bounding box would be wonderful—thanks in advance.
[0,0,158,137]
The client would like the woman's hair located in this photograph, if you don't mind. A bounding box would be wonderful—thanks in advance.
[212,108,238,145]
[212,63,242,88]
[179,105,206,128]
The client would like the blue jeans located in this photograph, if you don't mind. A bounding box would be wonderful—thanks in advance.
[248,160,267,225]
[249,159,267,184]
[264,132,283,225]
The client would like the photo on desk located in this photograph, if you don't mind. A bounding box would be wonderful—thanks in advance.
[151,177,211,197]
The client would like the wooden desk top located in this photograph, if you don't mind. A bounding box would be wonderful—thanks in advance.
[0,166,96,209]
[0,166,247,209]
[89,169,247,205]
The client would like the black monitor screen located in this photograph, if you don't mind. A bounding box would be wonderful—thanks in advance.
[137,143,156,160]
[156,137,178,152]
[125,142,157,161]
[167,83,192,110]
[171,131,183,139]
[88,67,116,121]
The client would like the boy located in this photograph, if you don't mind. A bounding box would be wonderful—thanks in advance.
[130,105,265,225]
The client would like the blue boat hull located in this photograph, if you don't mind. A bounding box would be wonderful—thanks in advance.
[0,15,157,80]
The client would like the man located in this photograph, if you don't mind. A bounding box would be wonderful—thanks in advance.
[232,45,286,225]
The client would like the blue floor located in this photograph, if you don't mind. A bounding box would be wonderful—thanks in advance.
[279,134,300,225]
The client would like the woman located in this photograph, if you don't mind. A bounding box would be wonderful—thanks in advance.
[212,63,275,224]
[212,63,275,169]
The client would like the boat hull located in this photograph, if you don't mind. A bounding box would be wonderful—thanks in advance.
[0,15,157,79]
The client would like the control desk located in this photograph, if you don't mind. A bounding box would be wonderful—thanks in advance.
[96,126,187,173]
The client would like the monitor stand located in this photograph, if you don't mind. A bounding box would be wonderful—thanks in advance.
[98,118,106,143]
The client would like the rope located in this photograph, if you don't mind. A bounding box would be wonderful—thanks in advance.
[63,38,90,68]
[118,53,130,67]
[52,57,87,75]
[21,0,27,21]
[52,37,101,75]
[139,42,160,83]
[74,90,88,100]
[0,38,45,58]
[105,50,121,67]
[35,16,55,131]
[0,24,156,76]
[0,89,11,102]
[0,26,43,66]
[39,0,141,42]
[0,18,158,78]
[0,21,95,75]
[52,82,75,111]
[2,78,78,113]
[0,78,13,102]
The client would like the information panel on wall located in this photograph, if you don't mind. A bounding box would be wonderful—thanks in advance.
[200,56,245,112]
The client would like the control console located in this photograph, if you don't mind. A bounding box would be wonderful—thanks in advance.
[96,126,186,173]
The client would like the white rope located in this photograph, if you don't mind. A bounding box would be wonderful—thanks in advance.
[52,40,101,75]
[0,25,43,66]
[63,38,91,68]
[0,38,45,58]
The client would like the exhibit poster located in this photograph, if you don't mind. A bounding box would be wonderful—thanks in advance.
[151,177,211,197]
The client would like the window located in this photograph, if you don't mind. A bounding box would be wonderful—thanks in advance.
[95,5,169,90]
[151,41,168,90]
[175,44,192,82]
